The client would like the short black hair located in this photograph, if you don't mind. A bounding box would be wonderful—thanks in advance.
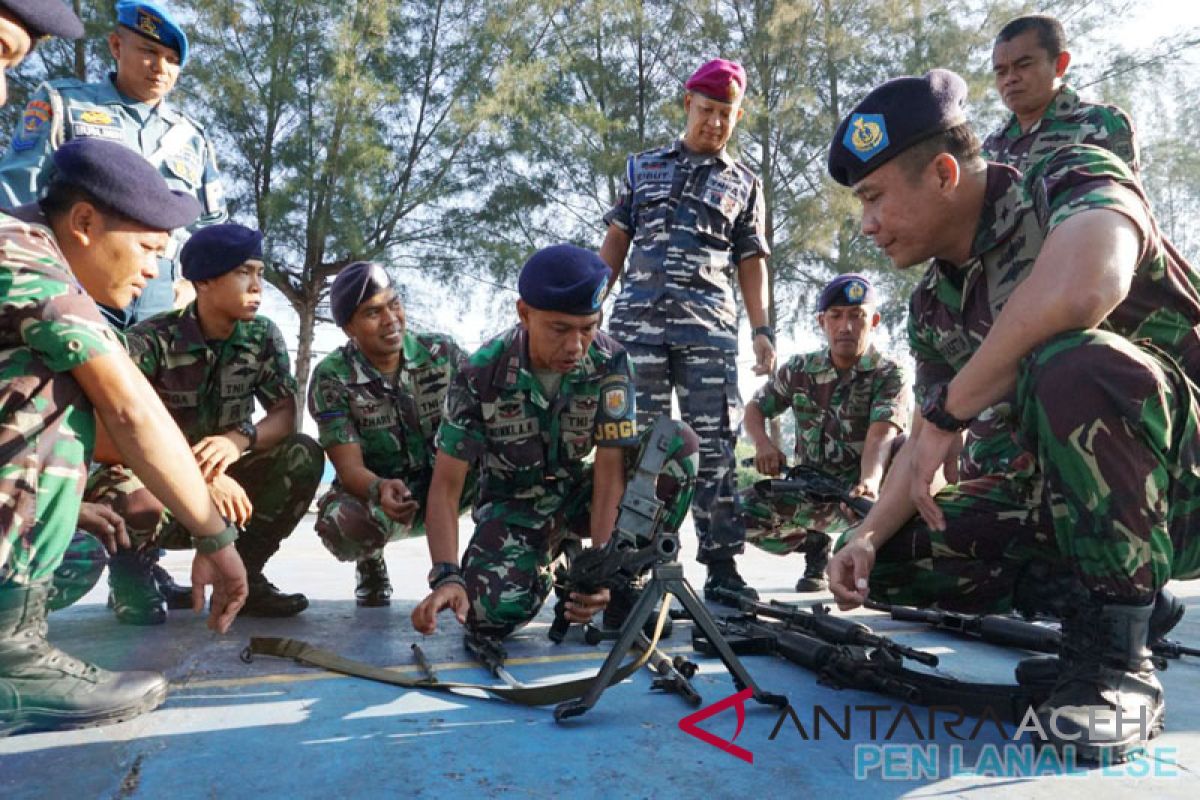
[39,178,131,224]
[996,14,1067,58]
[895,124,983,181]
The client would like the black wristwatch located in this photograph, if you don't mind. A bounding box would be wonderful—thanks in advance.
[427,562,464,591]
[920,383,972,432]
[235,420,258,452]
[752,325,775,345]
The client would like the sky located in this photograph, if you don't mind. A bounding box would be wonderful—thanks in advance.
[262,0,1200,427]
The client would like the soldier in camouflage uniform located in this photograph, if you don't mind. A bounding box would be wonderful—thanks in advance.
[984,14,1138,174]
[825,69,1200,761]
[309,262,473,606]
[742,273,908,591]
[599,58,772,605]
[0,131,246,733]
[0,1,227,329]
[411,245,699,644]
[88,224,321,623]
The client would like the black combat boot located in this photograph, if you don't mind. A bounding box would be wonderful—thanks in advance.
[0,581,168,736]
[239,574,309,618]
[795,536,831,593]
[1034,598,1164,763]
[703,558,759,606]
[107,549,166,625]
[152,558,194,611]
[355,554,392,607]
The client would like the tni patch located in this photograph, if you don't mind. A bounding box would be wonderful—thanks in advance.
[845,114,889,162]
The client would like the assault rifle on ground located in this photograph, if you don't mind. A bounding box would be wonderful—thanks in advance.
[741,458,873,517]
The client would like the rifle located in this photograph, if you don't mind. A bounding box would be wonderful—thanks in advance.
[743,458,874,517]
[708,588,939,667]
[464,632,524,689]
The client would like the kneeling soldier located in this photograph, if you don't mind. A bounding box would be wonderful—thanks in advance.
[309,262,473,606]
[411,245,699,644]
[89,223,322,623]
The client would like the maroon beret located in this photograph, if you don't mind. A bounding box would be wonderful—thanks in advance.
[685,59,746,103]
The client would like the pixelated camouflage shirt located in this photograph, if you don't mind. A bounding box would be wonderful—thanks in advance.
[124,303,297,444]
[0,212,124,579]
[308,331,462,492]
[908,145,1200,477]
[436,324,639,528]
[604,140,770,352]
[982,85,1139,175]
[751,346,909,483]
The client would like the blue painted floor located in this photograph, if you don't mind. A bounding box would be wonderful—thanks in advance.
[2,516,1198,799]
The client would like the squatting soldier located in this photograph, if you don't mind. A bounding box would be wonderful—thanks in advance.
[742,273,908,592]
[825,69,1200,762]
[0,0,227,328]
[0,130,247,731]
[599,58,773,604]
[984,14,1138,174]
[411,245,699,644]
[88,223,321,623]
[308,262,473,606]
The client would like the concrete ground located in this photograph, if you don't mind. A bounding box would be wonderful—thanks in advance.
[2,513,1198,799]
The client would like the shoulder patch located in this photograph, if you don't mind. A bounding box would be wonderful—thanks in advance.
[13,99,53,150]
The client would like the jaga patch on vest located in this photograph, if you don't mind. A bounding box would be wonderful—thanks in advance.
[69,107,124,141]
[13,100,52,151]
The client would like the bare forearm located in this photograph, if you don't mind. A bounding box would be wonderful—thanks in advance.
[846,435,919,547]
[250,397,299,452]
[589,447,626,546]
[736,256,769,329]
[858,422,899,488]
[425,453,468,564]
[599,226,631,291]
[744,402,772,449]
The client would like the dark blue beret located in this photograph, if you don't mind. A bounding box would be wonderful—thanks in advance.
[180,224,263,281]
[828,69,968,187]
[48,138,200,230]
[330,261,392,327]
[818,273,877,311]
[116,1,188,65]
[0,0,84,39]
[518,244,609,315]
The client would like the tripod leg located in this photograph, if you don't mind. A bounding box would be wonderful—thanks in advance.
[673,580,788,708]
[554,579,667,722]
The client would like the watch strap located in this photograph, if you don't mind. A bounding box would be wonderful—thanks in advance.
[192,522,239,554]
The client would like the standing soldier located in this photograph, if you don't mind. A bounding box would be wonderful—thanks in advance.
[599,58,773,604]
[824,69,1200,762]
[411,245,699,646]
[88,223,322,623]
[0,0,227,327]
[308,262,473,607]
[0,129,247,732]
[742,274,908,592]
[985,14,1138,173]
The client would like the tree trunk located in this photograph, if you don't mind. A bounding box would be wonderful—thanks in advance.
[294,298,318,404]
[72,0,85,80]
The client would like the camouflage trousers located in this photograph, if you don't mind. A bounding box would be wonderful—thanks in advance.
[741,491,853,558]
[464,420,700,639]
[48,530,108,611]
[849,330,1200,613]
[314,473,478,563]
[85,433,324,576]
[623,342,743,564]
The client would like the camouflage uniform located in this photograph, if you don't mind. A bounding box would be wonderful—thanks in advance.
[743,346,908,555]
[982,84,1139,174]
[854,146,1200,613]
[604,140,769,563]
[0,75,227,327]
[0,213,124,594]
[308,331,475,561]
[86,304,322,576]
[437,325,699,638]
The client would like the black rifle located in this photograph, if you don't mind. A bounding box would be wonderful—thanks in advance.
[742,458,874,517]
[464,632,524,689]
[709,588,939,667]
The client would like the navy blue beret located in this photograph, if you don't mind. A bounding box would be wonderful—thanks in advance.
[818,273,877,311]
[518,244,609,315]
[180,223,263,281]
[0,0,83,39]
[116,1,188,65]
[48,138,200,230]
[828,69,968,187]
[330,261,392,327]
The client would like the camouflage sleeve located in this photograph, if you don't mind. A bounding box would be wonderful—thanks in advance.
[602,155,635,233]
[254,321,300,409]
[435,364,486,463]
[121,324,159,380]
[1034,145,1150,250]
[307,358,358,449]
[593,348,639,447]
[750,357,798,419]
[732,173,771,262]
[980,129,1001,161]
[1109,107,1139,174]
[869,359,910,430]
[907,295,955,406]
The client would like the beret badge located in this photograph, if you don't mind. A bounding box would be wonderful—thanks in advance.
[846,113,889,162]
